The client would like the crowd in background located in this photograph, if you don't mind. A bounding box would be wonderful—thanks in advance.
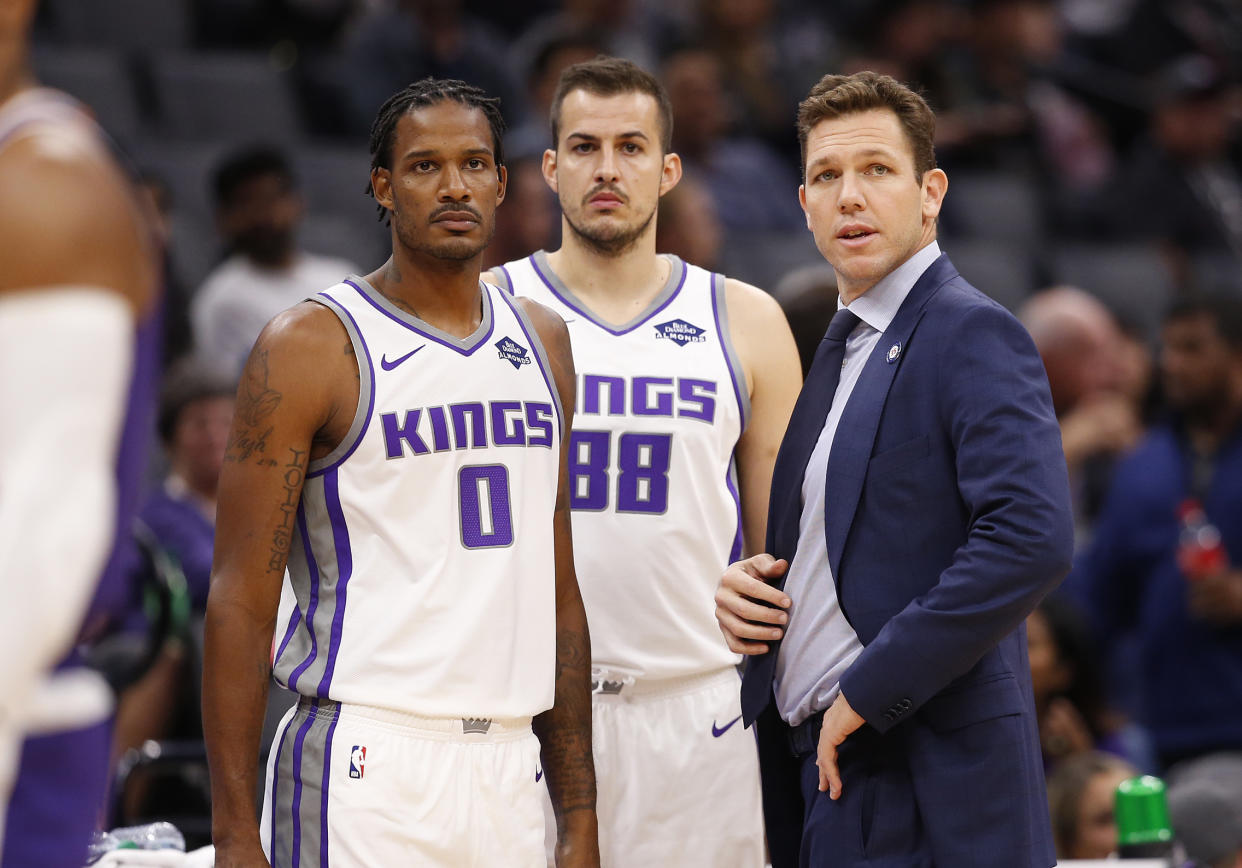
[30,0,1242,863]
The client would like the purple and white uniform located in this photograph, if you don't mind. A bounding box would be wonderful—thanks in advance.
[261,276,562,866]
[497,252,765,867]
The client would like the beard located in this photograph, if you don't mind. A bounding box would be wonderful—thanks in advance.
[562,201,656,257]
[394,211,495,262]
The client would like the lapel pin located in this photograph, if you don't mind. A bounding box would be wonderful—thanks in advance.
[887,342,902,364]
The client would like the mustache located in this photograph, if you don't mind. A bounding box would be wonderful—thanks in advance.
[429,203,484,222]
[582,183,627,205]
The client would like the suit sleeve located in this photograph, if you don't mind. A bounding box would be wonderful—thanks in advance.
[838,301,1074,730]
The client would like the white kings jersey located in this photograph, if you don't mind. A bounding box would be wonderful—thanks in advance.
[496,252,748,681]
[271,277,563,719]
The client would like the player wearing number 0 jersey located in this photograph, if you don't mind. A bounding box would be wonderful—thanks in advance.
[203,79,599,868]
[489,57,801,867]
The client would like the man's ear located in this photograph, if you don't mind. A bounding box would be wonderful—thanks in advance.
[541,148,558,194]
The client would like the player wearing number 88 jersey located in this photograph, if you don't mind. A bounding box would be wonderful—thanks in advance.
[489,57,801,867]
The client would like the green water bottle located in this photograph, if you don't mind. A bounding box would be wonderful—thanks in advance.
[1115,775,1187,862]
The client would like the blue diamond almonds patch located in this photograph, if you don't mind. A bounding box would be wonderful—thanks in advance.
[653,318,708,346]
[495,336,532,369]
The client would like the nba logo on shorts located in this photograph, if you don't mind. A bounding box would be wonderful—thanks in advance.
[349,745,366,779]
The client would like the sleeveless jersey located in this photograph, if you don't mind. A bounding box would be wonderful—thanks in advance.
[0,87,161,634]
[272,277,563,718]
[496,252,748,680]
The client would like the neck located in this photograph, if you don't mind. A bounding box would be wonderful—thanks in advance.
[365,245,484,337]
[1188,391,1242,455]
[546,219,668,309]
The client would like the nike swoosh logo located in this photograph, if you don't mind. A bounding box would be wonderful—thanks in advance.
[535,767,544,783]
[380,346,424,371]
[712,715,743,738]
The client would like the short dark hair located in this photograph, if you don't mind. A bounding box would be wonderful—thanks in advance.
[157,358,236,445]
[796,71,937,179]
[1165,292,1242,349]
[550,55,673,152]
[366,77,507,219]
[212,145,295,209]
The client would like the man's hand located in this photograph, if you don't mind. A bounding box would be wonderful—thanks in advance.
[212,838,271,868]
[715,554,790,655]
[1188,568,1242,625]
[815,692,865,800]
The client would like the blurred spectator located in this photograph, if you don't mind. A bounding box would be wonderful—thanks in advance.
[339,0,521,135]
[655,169,722,270]
[661,45,802,236]
[1019,285,1143,533]
[1102,55,1242,283]
[1168,776,1242,868]
[137,171,194,368]
[192,0,357,48]
[483,156,559,269]
[504,28,605,160]
[1027,593,1156,771]
[1046,750,1139,860]
[111,359,235,812]
[771,263,838,376]
[190,145,358,375]
[694,0,835,152]
[1071,293,1242,769]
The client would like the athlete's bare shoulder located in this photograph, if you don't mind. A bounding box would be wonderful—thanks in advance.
[0,107,156,311]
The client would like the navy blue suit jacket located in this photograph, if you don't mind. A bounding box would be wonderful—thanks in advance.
[750,254,1074,867]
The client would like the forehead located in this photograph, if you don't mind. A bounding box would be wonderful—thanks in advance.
[393,101,495,157]
[558,89,662,141]
[804,108,913,165]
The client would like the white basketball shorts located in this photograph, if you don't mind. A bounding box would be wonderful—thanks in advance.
[262,697,546,867]
[544,666,765,867]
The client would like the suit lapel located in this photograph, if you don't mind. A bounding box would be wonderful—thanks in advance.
[824,255,956,582]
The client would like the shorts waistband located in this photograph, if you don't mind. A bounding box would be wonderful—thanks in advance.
[591,666,739,699]
[297,697,532,738]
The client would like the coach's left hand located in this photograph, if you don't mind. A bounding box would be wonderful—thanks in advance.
[816,692,865,800]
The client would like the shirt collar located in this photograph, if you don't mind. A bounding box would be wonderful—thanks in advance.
[839,240,941,334]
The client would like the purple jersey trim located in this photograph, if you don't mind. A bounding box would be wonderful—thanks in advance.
[343,277,496,356]
[497,290,565,440]
[288,700,319,868]
[275,607,302,666]
[494,264,516,295]
[725,456,744,563]
[710,272,750,432]
[286,506,321,694]
[269,708,297,865]
[319,702,341,866]
[528,253,689,336]
[307,293,376,479]
[316,470,353,696]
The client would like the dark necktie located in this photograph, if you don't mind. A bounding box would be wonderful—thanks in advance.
[740,307,861,724]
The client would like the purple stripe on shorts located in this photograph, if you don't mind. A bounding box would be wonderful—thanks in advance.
[287,506,321,694]
[289,702,318,868]
[320,702,342,866]
[316,471,353,696]
[275,606,302,665]
[269,707,297,866]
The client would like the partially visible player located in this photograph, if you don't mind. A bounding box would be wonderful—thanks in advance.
[0,1,159,863]
[202,78,598,867]
[488,57,801,867]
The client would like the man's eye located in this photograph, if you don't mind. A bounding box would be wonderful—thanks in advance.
[870,164,889,175]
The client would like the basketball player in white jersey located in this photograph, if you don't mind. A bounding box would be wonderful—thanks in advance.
[0,0,158,860]
[202,79,599,867]
[487,57,802,866]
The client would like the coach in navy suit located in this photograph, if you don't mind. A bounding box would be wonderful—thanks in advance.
[715,72,1074,867]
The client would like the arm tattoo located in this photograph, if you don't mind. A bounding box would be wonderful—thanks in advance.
[268,447,307,575]
[226,350,283,464]
[535,618,596,823]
